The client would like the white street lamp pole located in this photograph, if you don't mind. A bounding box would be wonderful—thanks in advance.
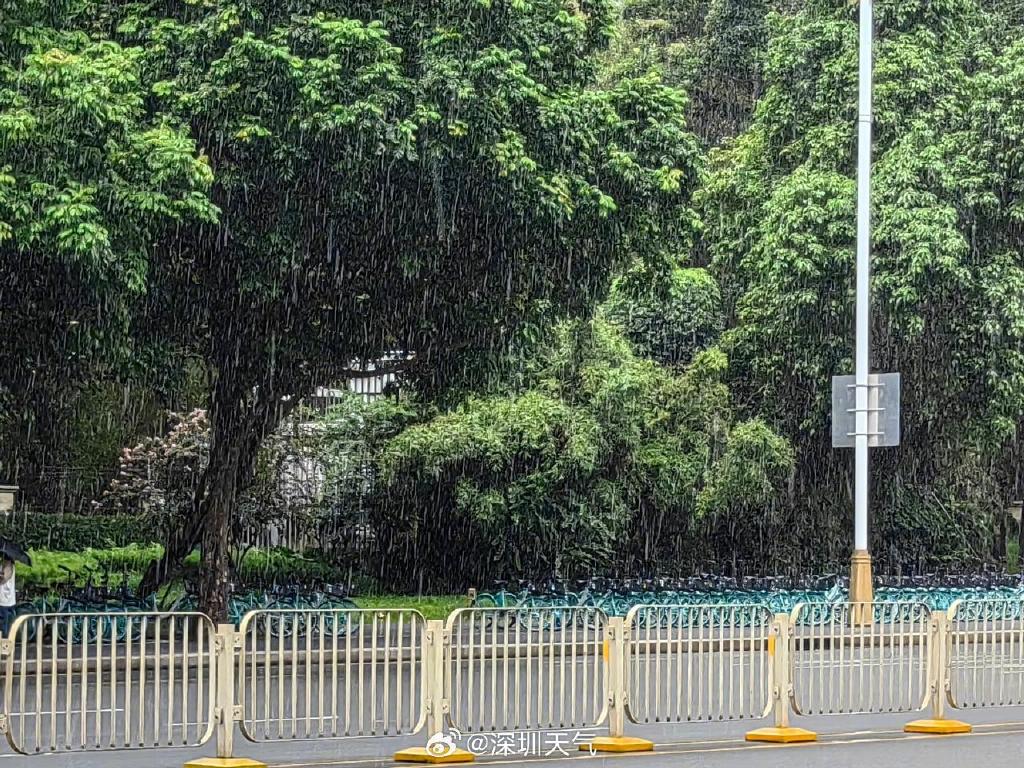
[851,0,874,604]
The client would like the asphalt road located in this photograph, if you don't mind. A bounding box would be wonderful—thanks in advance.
[3,709,1024,768]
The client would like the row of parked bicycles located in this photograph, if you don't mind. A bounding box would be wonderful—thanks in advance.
[12,566,358,643]
[468,573,1024,626]
[471,575,843,615]
[11,570,1024,643]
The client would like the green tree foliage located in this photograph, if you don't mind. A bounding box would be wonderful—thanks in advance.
[82,0,699,617]
[607,0,708,86]
[696,419,795,568]
[689,0,772,142]
[603,258,724,366]
[370,320,792,590]
[0,10,216,508]
[7,0,1024,593]
[702,0,1024,569]
[611,0,777,142]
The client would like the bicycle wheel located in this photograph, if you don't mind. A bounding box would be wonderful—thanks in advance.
[58,608,100,644]
[228,597,249,627]
[473,592,498,609]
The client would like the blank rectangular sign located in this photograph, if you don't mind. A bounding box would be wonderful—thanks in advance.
[832,373,901,448]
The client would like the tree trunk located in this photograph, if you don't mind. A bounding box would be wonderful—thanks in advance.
[139,376,300,621]
[194,423,260,623]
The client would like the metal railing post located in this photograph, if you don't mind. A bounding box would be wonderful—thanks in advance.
[905,609,971,734]
[0,630,9,741]
[184,623,265,768]
[426,619,446,740]
[216,624,236,759]
[395,619,473,764]
[608,617,626,738]
[746,613,815,742]
[586,615,652,753]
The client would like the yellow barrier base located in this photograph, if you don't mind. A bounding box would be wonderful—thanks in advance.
[184,759,267,768]
[393,747,475,764]
[745,726,817,743]
[581,736,655,753]
[904,719,972,735]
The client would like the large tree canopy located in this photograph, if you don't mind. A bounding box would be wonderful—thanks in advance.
[0,0,703,616]
[5,0,1024,600]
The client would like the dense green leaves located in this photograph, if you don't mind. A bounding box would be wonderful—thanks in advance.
[1,0,702,614]
[369,320,790,589]
[697,420,794,518]
[703,0,1024,568]
[0,21,216,509]
[604,257,724,367]
[3,0,1024,593]
[610,0,775,142]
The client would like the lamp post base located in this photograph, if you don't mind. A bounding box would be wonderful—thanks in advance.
[850,549,874,624]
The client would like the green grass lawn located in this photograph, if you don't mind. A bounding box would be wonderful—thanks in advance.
[154,584,468,619]
[352,594,469,620]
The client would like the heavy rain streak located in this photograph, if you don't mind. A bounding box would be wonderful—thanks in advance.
[1,0,1023,628]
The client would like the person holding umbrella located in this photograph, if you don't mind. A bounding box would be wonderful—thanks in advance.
[0,538,30,637]
[0,556,15,636]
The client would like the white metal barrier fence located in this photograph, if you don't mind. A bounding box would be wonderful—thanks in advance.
[238,609,427,740]
[8,600,1024,761]
[790,602,930,716]
[1,612,216,754]
[444,607,608,733]
[948,600,1024,709]
[624,605,773,724]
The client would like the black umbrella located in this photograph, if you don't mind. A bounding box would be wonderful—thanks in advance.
[0,538,31,567]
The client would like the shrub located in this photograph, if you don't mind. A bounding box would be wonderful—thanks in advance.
[180,548,339,589]
[0,513,157,551]
[17,545,339,596]
[372,320,792,590]
[235,548,337,587]
[16,544,164,594]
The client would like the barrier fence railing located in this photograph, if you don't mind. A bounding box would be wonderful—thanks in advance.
[444,607,608,735]
[790,601,931,717]
[624,604,774,725]
[237,609,427,741]
[4,600,1022,763]
[0,612,216,755]
[948,599,1024,710]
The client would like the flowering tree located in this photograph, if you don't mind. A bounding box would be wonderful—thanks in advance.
[93,410,209,521]
[94,409,328,555]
